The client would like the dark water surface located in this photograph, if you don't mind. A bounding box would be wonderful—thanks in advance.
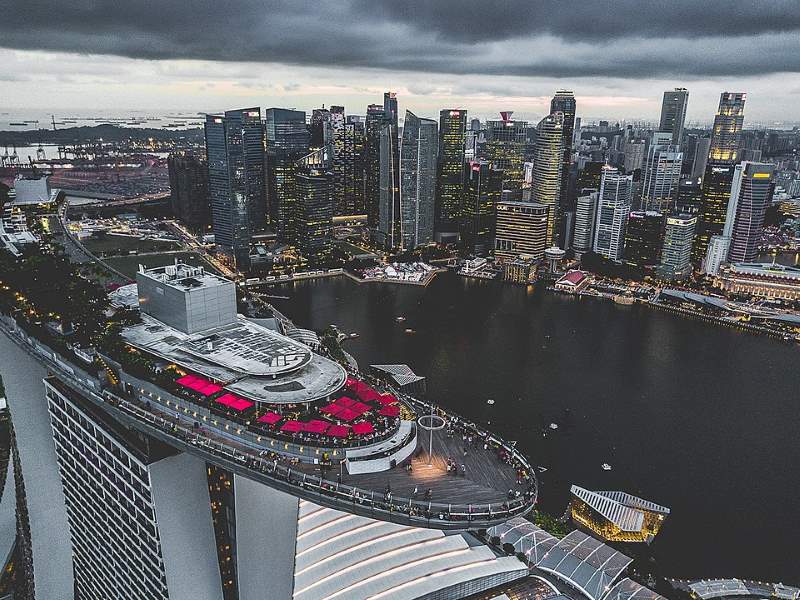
[268,272,800,583]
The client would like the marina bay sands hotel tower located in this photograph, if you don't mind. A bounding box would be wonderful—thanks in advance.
[3,261,536,600]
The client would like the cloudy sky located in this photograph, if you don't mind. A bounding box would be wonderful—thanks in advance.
[2,0,800,124]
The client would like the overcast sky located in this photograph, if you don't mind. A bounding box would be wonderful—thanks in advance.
[2,0,800,124]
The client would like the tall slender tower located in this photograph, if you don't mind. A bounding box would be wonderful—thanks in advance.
[205,108,265,270]
[364,104,386,227]
[435,109,467,239]
[378,93,401,247]
[659,88,689,146]
[461,160,502,255]
[693,92,746,264]
[724,161,775,263]
[531,112,564,246]
[641,132,682,212]
[593,166,632,261]
[399,111,438,249]
[551,90,577,221]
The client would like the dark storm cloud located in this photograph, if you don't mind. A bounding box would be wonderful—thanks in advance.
[1,0,800,79]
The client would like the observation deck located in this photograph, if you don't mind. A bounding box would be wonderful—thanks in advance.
[1,314,538,530]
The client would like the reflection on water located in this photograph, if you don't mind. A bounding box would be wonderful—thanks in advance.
[267,272,800,583]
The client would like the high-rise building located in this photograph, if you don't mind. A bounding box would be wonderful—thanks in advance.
[677,177,703,215]
[577,161,605,194]
[296,170,335,264]
[399,111,438,249]
[264,108,310,239]
[659,88,689,146]
[531,112,565,247]
[435,109,467,239]
[484,113,528,199]
[623,140,646,173]
[461,160,501,256]
[341,117,366,217]
[573,191,599,259]
[167,152,210,231]
[593,167,632,261]
[551,90,577,213]
[704,234,730,276]
[623,211,665,267]
[45,378,224,600]
[309,107,330,150]
[725,161,775,263]
[641,132,682,212]
[694,93,746,264]
[264,108,310,152]
[660,214,697,279]
[378,92,401,247]
[691,137,711,179]
[494,201,550,262]
[205,108,265,269]
[364,104,386,227]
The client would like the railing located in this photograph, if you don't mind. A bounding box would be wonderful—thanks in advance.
[0,315,538,528]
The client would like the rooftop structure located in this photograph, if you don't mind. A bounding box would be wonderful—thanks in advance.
[370,364,426,396]
[569,486,670,543]
[535,530,632,600]
[606,578,667,600]
[683,579,800,600]
[486,517,558,565]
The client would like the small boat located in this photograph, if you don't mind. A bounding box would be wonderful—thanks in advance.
[349,332,359,339]
[404,328,415,334]
[395,316,406,322]
[537,466,548,473]
[486,399,495,405]
[549,423,558,430]
[602,463,612,471]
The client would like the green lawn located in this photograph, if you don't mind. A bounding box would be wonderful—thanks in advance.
[83,234,180,257]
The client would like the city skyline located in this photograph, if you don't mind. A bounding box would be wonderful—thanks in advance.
[3,2,800,122]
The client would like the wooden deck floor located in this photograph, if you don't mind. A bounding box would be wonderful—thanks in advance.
[299,428,525,506]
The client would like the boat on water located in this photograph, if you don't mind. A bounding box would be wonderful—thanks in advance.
[395,316,406,322]
[486,399,495,405]
[404,328,415,334]
[549,423,559,430]
[602,463,612,471]
[9,122,26,126]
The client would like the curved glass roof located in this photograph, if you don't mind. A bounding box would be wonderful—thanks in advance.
[487,517,558,564]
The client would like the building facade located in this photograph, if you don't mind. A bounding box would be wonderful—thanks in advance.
[623,211,665,267]
[660,214,697,279]
[167,152,210,232]
[484,114,528,199]
[573,191,599,259]
[724,161,775,263]
[550,90,577,215]
[659,88,689,146]
[494,201,550,262]
[399,111,438,249]
[641,132,682,213]
[435,109,467,239]
[364,104,386,228]
[593,167,632,261]
[531,112,565,247]
[205,108,265,269]
[694,93,747,263]
[461,160,501,256]
[296,170,335,264]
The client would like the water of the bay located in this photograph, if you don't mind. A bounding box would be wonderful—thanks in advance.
[267,271,799,584]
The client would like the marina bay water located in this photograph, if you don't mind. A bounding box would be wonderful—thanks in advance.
[267,271,800,584]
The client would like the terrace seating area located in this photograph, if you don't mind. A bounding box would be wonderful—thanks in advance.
[169,369,402,448]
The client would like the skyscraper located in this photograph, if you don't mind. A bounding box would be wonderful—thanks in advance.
[551,90,577,217]
[691,137,711,179]
[364,104,386,227]
[341,116,367,216]
[659,88,689,146]
[724,161,775,263]
[461,160,502,255]
[309,107,330,150]
[494,201,550,262]
[573,191,599,259]
[378,93,401,247]
[693,92,746,264]
[623,140,646,173]
[296,169,335,264]
[399,111,438,249]
[167,152,210,231]
[45,378,224,600]
[593,167,632,261]
[435,109,467,240]
[484,113,528,199]
[264,108,310,240]
[623,211,665,267]
[205,108,265,269]
[531,112,565,247]
[660,214,697,279]
[641,132,682,212]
